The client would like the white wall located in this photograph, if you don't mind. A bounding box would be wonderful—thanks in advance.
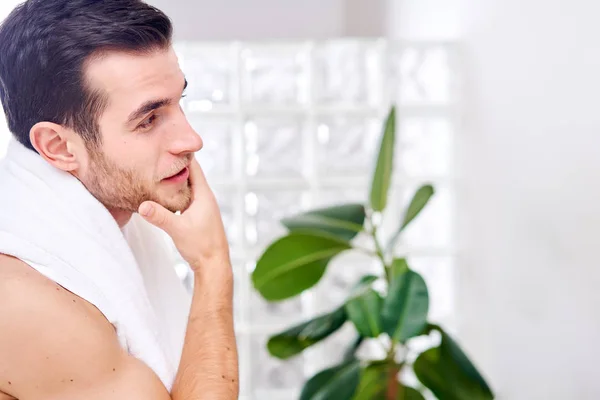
[147,0,343,40]
[390,0,600,398]
[462,1,600,398]
[386,0,462,40]
[146,0,333,41]
[145,0,384,41]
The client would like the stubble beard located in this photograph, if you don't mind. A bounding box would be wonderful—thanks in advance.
[85,149,193,214]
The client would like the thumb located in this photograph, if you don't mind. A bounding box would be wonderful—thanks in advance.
[138,200,176,234]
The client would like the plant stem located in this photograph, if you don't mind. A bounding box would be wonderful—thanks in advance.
[370,224,391,282]
[368,216,401,399]
[385,342,400,399]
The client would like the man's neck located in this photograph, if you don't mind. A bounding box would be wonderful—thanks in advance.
[109,209,133,228]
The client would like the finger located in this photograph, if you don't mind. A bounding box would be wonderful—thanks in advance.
[188,156,209,195]
[138,200,177,234]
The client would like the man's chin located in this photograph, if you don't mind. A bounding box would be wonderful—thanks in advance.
[155,191,192,213]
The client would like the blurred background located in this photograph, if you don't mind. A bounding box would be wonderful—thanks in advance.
[1,0,599,399]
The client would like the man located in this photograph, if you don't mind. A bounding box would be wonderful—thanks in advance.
[0,1,238,399]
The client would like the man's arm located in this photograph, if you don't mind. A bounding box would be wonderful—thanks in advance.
[171,265,237,398]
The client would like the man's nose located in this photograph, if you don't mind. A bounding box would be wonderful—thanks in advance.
[170,116,203,155]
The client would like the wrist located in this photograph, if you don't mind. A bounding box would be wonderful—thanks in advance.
[192,260,234,290]
[189,251,231,271]
[192,271,234,313]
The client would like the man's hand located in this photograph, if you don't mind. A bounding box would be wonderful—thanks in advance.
[138,157,230,271]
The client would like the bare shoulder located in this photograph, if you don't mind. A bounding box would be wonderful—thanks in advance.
[0,253,120,398]
[0,254,169,400]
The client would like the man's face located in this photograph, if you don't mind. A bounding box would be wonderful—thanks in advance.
[79,47,202,214]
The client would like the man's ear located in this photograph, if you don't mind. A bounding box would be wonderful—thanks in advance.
[29,122,84,172]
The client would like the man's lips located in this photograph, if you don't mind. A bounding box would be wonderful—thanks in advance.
[163,166,190,182]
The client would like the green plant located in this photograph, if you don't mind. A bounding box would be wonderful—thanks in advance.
[251,106,494,400]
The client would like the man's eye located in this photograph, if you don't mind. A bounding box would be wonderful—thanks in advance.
[138,114,157,130]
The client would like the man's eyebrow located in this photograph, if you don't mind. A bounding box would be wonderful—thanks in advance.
[126,98,171,125]
[126,78,188,125]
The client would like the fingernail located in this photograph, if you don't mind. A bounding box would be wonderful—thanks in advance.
[139,203,153,217]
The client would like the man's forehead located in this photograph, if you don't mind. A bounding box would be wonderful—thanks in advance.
[84,47,183,101]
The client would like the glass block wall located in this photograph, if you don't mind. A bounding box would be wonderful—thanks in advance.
[171,39,461,400]
[0,39,461,399]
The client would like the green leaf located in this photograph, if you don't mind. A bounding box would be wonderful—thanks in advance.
[381,261,429,342]
[352,361,389,400]
[400,184,435,231]
[389,258,409,280]
[281,203,366,241]
[414,326,494,400]
[300,360,361,400]
[352,361,424,400]
[350,274,379,295]
[387,185,435,252]
[345,288,383,338]
[267,306,347,359]
[369,106,397,211]
[252,232,352,301]
[400,386,426,400]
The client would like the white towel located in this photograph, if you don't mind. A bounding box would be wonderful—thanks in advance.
[0,139,191,392]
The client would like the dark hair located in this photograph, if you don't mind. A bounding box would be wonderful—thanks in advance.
[0,0,173,152]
